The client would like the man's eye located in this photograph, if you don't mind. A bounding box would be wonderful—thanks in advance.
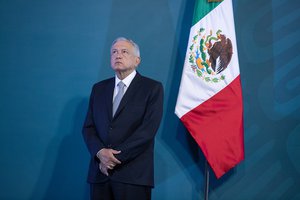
[122,50,128,54]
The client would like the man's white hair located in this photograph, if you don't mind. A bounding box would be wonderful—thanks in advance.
[111,37,140,57]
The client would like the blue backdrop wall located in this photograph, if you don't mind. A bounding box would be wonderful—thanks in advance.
[1,0,299,199]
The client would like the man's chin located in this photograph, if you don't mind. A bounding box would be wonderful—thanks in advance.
[112,67,125,72]
[113,63,125,68]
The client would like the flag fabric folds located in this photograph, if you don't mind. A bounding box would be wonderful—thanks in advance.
[175,0,244,179]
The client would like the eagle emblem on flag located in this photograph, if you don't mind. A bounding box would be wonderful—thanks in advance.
[189,28,233,83]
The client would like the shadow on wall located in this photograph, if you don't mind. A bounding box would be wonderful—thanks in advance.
[30,97,90,200]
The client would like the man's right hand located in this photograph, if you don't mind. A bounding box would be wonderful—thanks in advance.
[99,162,109,176]
[96,148,121,171]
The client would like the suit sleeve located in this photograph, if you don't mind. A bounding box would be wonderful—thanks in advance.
[114,82,164,163]
[82,85,105,159]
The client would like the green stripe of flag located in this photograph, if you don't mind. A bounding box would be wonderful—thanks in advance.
[192,0,221,26]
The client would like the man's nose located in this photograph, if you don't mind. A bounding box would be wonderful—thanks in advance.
[115,51,122,58]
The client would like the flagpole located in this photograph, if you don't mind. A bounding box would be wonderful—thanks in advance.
[204,160,210,200]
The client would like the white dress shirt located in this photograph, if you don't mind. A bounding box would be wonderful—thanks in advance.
[113,70,137,102]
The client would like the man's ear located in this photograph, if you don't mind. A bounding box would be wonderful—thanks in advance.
[135,57,141,67]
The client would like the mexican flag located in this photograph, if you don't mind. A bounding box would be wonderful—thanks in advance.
[175,0,244,179]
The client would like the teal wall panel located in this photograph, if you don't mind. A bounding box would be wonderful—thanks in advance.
[0,0,299,199]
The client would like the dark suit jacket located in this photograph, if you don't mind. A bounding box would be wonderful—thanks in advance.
[82,72,163,187]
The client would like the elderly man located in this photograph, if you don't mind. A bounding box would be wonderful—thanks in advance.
[82,37,163,200]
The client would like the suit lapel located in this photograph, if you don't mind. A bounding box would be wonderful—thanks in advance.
[105,78,115,121]
[113,72,142,119]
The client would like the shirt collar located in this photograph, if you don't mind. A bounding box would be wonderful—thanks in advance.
[115,70,137,88]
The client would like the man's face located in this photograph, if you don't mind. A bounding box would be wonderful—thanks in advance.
[110,40,140,73]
